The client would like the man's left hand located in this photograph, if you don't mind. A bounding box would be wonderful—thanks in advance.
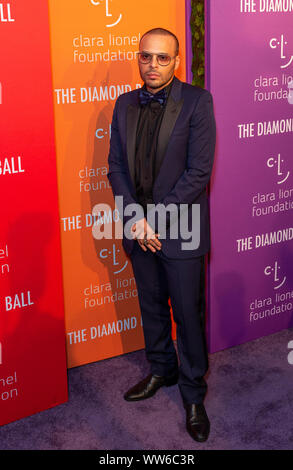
[131,218,161,252]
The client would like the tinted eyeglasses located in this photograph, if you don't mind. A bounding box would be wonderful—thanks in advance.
[138,52,176,66]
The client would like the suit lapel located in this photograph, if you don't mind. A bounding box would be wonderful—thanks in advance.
[155,77,183,181]
[126,98,140,188]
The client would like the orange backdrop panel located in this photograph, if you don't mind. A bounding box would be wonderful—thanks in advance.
[48,0,186,368]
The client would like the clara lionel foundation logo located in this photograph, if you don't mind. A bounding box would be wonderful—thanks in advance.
[269,34,293,70]
[90,0,122,28]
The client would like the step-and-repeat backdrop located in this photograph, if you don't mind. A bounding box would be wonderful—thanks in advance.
[0,1,68,426]
[48,0,189,368]
[2,0,292,426]
[206,0,293,352]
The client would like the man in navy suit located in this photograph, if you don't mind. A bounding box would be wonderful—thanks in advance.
[107,28,216,442]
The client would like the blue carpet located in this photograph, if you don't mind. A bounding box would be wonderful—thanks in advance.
[0,327,292,450]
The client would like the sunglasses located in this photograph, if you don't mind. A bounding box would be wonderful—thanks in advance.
[138,52,176,67]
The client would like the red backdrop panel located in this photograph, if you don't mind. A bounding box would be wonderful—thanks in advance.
[0,0,68,425]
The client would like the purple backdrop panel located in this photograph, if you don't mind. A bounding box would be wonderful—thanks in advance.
[206,0,293,352]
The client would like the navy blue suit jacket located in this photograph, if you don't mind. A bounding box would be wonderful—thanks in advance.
[107,77,216,259]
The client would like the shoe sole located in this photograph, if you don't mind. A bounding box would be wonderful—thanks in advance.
[187,432,209,443]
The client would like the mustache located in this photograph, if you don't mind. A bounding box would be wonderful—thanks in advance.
[146,71,161,76]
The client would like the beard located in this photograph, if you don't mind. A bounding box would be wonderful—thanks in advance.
[139,66,175,92]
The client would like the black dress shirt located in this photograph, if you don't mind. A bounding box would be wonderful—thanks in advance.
[135,79,174,215]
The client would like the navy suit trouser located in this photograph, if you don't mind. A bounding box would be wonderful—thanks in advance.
[130,242,209,404]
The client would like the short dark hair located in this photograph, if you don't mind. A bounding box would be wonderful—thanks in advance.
[140,28,179,55]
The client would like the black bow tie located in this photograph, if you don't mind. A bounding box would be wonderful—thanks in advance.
[139,88,167,107]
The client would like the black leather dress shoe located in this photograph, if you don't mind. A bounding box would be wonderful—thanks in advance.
[185,403,210,442]
[124,373,178,401]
